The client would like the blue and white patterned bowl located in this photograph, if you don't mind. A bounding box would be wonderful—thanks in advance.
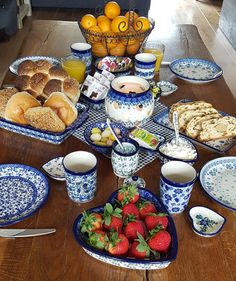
[84,120,129,155]
[157,81,178,96]
[80,94,105,110]
[188,206,226,237]
[42,157,65,181]
[73,187,178,270]
[169,58,223,83]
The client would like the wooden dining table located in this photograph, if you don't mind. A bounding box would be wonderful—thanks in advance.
[0,20,236,281]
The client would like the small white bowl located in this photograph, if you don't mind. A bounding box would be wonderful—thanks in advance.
[188,206,226,237]
[42,157,65,181]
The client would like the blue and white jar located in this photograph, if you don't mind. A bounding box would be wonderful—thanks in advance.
[134,53,156,80]
[63,151,97,203]
[70,43,92,74]
[105,76,154,128]
[111,138,139,178]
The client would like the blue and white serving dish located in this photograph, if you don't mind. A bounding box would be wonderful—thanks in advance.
[199,156,236,211]
[42,157,65,181]
[169,58,223,83]
[157,81,178,96]
[0,103,88,144]
[80,94,105,110]
[9,56,60,75]
[73,187,178,270]
[0,164,49,226]
[188,206,226,237]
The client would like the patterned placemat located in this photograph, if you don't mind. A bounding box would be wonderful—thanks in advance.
[73,102,175,172]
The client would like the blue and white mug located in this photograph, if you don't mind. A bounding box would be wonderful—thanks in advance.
[134,53,157,80]
[160,161,197,214]
[111,138,139,178]
[70,42,92,74]
[63,151,97,203]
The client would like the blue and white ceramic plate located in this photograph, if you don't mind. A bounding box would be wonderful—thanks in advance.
[169,58,223,83]
[73,187,178,270]
[157,81,178,96]
[153,99,236,153]
[199,157,236,211]
[0,103,88,144]
[42,157,65,181]
[0,164,49,226]
[9,56,60,75]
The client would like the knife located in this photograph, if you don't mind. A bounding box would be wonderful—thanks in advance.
[0,228,56,238]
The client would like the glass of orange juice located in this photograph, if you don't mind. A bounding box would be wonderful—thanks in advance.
[61,54,86,83]
[142,41,165,72]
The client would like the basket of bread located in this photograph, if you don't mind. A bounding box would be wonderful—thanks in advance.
[79,1,154,57]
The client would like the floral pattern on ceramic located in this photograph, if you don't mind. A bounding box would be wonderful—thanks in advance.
[169,57,223,83]
[157,81,178,96]
[200,156,236,211]
[111,139,139,178]
[42,157,65,181]
[0,164,49,226]
[80,94,104,110]
[70,43,92,74]
[123,175,146,188]
[134,53,156,80]
[73,187,178,270]
[189,206,226,237]
[105,76,154,128]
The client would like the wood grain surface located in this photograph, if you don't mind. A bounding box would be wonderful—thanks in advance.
[0,20,235,281]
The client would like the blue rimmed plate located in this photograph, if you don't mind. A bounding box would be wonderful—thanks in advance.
[42,157,65,181]
[169,58,223,83]
[9,56,60,75]
[0,164,49,226]
[199,156,236,211]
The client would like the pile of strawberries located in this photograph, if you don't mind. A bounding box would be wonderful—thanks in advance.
[80,185,172,259]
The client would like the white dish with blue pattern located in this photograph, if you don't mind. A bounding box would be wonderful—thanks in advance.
[188,206,226,237]
[169,58,223,83]
[42,157,65,181]
[200,156,236,211]
[0,164,49,226]
[157,81,178,96]
[9,56,60,75]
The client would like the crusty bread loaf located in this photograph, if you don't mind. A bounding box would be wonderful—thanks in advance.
[24,106,66,132]
[0,88,18,117]
[4,92,41,124]
[44,92,78,126]
[198,116,236,141]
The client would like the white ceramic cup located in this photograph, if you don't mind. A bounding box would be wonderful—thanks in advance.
[160,161,197,214]
[70,42,92,74]
[63,151,97,203]
[134,53,157,80]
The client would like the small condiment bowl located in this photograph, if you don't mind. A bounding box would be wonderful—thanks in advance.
[42,157,65,181]
[157,136,198,166]
[188,206,226,237]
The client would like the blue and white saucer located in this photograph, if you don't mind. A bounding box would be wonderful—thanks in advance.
[42,157,65,181]
[189,206,226,237]
[157,81,178,96]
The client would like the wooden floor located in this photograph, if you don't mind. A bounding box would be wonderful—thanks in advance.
[0,0,236,98]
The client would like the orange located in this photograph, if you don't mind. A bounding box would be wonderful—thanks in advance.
[125,11,139,26]
[80,14,97,30]
[126,41,140,55]
[109,42,126,56]
[98,19,111,33]
[121,32,138,46]
[87,26,102,43]
[104,1,121,20]
[134,17,151,31]
[92,42,108,57]
[97,15,109,23]
[111,16,129,33]
[104,32,119,49]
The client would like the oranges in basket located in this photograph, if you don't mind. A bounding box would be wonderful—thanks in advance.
[79,1,154,57]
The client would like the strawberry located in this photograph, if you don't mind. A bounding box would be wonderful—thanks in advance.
[123,220,145,240]
[117,184,140,205]
[106,233,129,256]
[103,203,123,232]
[80,211,103,233]
[148,229,171,253]
[88,230,108,250]
[129,234,150,259]
[144,213,168,230]
[138,201,157,219]
[122,203,140,220]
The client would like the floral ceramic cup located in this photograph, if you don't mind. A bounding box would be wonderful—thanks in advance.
[134,53,157,80]
[70,42,92,74]
[160,161,197,214]
[63,151,97,203]
[111,139,139,178]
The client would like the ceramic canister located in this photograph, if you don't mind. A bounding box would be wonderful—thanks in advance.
[70,42,92,74]
[105,76,154,128]
[63,151,97,203]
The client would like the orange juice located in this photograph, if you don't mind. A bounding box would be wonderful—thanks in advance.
[143,48,164,72]
[62,59,86,83]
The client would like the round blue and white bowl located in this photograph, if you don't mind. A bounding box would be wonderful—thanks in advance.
[70,42,92,74]
[134,53,157,80]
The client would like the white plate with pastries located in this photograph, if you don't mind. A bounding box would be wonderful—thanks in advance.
[9,56,60,75]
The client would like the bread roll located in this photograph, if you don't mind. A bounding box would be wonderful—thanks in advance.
[18,60,36,76]
[49,66,68,80]
[63,77,80,103]
[34,60,53,73]
[44,92,78,126]
[16,75,31,91]
[30,72,49,94]
[5,91,41,124]
[0,88,18,117]
[24,106,66,132]
[43,79,62,96]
